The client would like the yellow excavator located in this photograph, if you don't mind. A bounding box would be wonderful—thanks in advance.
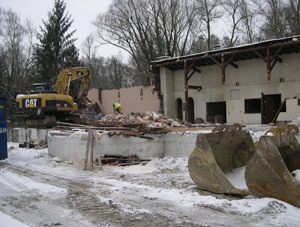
[188,124,300,208]
[16,67,100,127]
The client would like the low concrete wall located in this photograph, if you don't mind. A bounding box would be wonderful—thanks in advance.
[8,126,300,163]
[164,132,200,157]
[7,128,48,144]
[47,129,203,162]
[6,127,205,161]
[7,127,203,161]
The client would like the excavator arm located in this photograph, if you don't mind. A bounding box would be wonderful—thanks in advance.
[53,67,91,101]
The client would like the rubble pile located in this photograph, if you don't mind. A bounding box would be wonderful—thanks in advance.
[98,154,151,166]
[19,139,48,149]
[93,111,183,128]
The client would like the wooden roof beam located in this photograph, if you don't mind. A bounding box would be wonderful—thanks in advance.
[210,53,238,84]
[271,56,282,70]
[255,46,283,80]
[185,60,201,81]
[187,68,201,81]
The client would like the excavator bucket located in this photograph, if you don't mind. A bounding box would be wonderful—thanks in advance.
[188,124,256,195]
[245,125,300,208]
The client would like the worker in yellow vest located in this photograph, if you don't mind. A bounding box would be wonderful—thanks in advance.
[113,102,122,114]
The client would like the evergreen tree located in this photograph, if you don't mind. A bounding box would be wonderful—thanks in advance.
[34,0,80,83]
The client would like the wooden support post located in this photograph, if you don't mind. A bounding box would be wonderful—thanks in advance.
[84,129,94,171]
[184,60,189,122]
[266,47,271,81]
[221,54,225,84]
[90,130,94,170]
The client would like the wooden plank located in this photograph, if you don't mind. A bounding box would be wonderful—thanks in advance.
[160,127,213,133]
[108,131,154,140]
[57,121,133,131]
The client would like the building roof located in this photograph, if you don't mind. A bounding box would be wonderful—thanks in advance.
[150,36,300,71]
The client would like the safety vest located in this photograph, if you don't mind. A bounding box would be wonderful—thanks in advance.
[113,103,121,109]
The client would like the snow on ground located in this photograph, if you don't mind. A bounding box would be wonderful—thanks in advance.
[294,170,300,181]
[0,211,29,227]
[1,127,300,226]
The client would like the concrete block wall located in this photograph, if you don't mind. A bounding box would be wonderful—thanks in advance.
[7,128,48,144]
[88,86,160,115]
[6,127,210,162]
[48,131,89,161]
[47,129,202,162]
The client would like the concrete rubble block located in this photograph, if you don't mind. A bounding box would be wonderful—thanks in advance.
[7,128,48,144]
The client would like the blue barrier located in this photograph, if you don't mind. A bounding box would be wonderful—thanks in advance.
[0,95,7,160]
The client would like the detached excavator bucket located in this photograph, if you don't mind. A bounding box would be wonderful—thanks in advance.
[188,124,256,195]
[245,125,300,208]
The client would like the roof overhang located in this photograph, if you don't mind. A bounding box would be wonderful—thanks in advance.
[150,36,300,72]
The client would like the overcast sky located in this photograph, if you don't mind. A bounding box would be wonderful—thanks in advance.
[1,0,125,58]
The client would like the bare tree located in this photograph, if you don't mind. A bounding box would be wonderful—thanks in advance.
[104,56,134,89]
[254,0,287,39]
[236,0,260,43]
[81,35,104,89]
[284,0,300,36]
[222,0,244,47]
[0,8,35,95]
[81,35,99,63]
[0,8,35,117]
[194,0,223,50]
[81,35,135,89]
[93,0,196,85]
[150,0,197,56]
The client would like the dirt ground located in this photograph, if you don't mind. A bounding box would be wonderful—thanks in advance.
[0,144,299,227]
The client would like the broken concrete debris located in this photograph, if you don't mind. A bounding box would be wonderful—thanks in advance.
[88,111,183,129]
[19,140,48,149]
[98,154,150,166]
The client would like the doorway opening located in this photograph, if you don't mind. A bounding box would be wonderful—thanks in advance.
[175,98,183,121]
[206,101,226,123]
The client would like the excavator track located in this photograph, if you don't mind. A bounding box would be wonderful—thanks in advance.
[25,115,56,128]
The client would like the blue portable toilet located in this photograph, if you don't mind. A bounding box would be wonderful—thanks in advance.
[0,95,7,160]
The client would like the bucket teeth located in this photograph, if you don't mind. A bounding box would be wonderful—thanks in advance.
[188,124,300,208]
[245,125,300,208]
[188,123,255,195]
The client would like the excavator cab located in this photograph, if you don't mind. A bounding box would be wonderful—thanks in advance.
[29,83,55,94]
